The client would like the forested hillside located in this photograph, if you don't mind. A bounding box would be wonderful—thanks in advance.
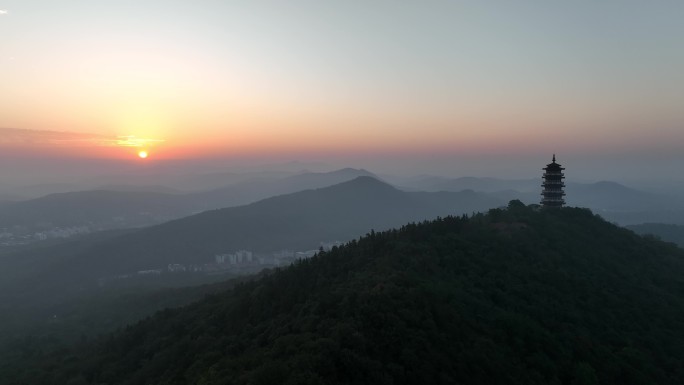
[5,202,684,384]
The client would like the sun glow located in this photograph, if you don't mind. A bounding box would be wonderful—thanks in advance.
[109,135,164,159]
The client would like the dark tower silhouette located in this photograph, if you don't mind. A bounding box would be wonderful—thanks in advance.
[541,154,565,208]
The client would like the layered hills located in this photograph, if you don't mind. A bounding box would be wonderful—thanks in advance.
[7,202,684,384]
[400,175,684,224]
[1,177,502,288]
[4,168,682,239]
[0,176,503,341]
[0,168,379,233]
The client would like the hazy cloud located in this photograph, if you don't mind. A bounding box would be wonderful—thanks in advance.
[0,128,104,146]
[112,135,165,148]
[0,10,8,15]
[0,128,151,148]
[0,128,166,151]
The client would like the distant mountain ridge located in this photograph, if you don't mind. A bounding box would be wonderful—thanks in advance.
[2,170,682,238]
[400,175,541,193]
[0,168,381,234]
[0,190,190,231]
[188,167,379,210]
[400,175,684,224]
[627,223,684,247]
[0,176,505,304]
[50,176,504,277]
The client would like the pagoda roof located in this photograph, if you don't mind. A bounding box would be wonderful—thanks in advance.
[544,154,564,169]
[544,163,565,170]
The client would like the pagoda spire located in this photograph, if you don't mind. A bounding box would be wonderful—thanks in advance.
[541,155,565,208]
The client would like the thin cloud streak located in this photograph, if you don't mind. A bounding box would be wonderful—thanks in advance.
[0,128,104,146]
[112,135,165,148]
[0,128,163,148]
[0,10,8,15]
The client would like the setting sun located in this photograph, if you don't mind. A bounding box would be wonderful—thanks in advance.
[138,150,149,159]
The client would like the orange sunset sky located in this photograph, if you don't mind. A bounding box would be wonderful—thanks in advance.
[1,1,683,180]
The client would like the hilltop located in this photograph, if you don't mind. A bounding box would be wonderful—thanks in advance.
[8,202,684,384]
[0,168,379,237]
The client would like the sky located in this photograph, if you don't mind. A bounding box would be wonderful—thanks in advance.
[1,1,683,182]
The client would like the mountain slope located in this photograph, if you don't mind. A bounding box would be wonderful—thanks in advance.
[565,181,673,211]
[53,176,503,278]
[0,176,504,313]
[402,175,540,193]
[627,223,684,247]
[407,176,684,225]
[187,167,378,210]
[0,168,381,235]
[12,203,684,385]
[0,190,190,230]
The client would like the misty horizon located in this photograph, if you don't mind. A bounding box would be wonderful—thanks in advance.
[1,151,682,194]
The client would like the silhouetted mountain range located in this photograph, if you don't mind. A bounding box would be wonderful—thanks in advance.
[399,175,684,224]
[2,170,683,240]
[0,177,504,314]
[188,168,379,210]
[0,168,380,233]
[399,175,540,193]
[0,190,190,231]
[565,181,666,211]
[29,177,502,278]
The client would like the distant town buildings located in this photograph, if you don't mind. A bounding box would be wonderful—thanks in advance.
[168,263,187,272]
[97,241,350,287]
[213,247,323,269]
[215,250,254,265]
[541,154,566,208]
[34,226,90,240]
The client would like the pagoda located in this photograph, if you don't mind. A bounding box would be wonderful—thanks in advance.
[541,154,565,208]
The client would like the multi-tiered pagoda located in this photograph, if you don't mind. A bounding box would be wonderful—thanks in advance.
[541,154,565,208]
